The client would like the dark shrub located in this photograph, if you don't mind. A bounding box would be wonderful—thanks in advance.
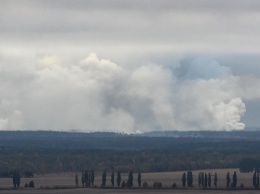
[172,183,177,188]
[121,181,126,188]
[143,182,148,188]
[239,183,245,189]
[29,180,34,188]
[153,182,162,189]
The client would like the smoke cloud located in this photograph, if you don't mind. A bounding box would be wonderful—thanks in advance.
[0,53,247,133]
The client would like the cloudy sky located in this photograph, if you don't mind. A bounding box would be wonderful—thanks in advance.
[1,0,260,133]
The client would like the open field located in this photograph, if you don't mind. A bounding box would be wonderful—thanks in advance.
[0,168,259,193]
[0,189,260,194]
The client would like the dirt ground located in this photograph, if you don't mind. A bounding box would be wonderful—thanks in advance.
[0,168,258,194]
[0,188,259,194]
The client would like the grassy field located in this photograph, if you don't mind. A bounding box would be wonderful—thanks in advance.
[0,189,259,194]
[0,169,258,193]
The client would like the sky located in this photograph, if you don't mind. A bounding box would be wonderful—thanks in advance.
[1,0,260,133]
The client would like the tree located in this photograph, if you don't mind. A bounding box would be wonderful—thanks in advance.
[81,171,85,187]
[102,170,106,187]
[117,171,121,187]
[138,172,141,188]
[91,170,95,187]
[88,171,91,187]
[187,171,193,187]
[12,171,20,189]
[12,171,16,188]
[75,173,78,188]
[257,172,260,188]
[232,171,237,188]
[127,170,133,187]
[182,173,186,187]
[204,173,208,188]
[226,172,230,188]
[201,172,204,187]
[214,172,217,188]
[17,172,20,188]
[208,172,211,188]
[111,172,114,186]
[198,173,202,187]
[253,171,257,188]
[84,170,89,187]
[198,173,201,188]
[254,171,260,188]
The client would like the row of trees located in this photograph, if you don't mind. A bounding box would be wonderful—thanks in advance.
[182,171,258,189]
[75,170,142,188]
[10,169,260,189]
[226,171,237,188]
[181,171,193,187]
[76,170,259,189]
[75,170,95,188]
[181,171,237,189]
[100,170,142,188]
[198,172,217,188]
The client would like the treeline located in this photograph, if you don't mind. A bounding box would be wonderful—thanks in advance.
[0,131,260,175]
[0,148,256,176]
[73,170,260,190]
[9,169,260,190]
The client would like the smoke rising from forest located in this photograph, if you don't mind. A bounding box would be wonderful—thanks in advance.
[0,53,247,133]
[2,1,260,132]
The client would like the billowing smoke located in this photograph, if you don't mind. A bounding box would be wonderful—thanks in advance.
[0,53,246,133]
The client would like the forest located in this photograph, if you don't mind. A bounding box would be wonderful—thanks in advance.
[0,130,260,177]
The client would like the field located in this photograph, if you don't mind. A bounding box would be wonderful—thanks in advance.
[0,169,259,194]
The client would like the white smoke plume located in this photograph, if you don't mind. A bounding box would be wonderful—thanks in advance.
[0,53,246,133]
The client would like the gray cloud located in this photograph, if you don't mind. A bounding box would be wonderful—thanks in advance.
[1,0,260,56]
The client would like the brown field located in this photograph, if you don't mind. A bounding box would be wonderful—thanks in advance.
[0,168,259,194]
